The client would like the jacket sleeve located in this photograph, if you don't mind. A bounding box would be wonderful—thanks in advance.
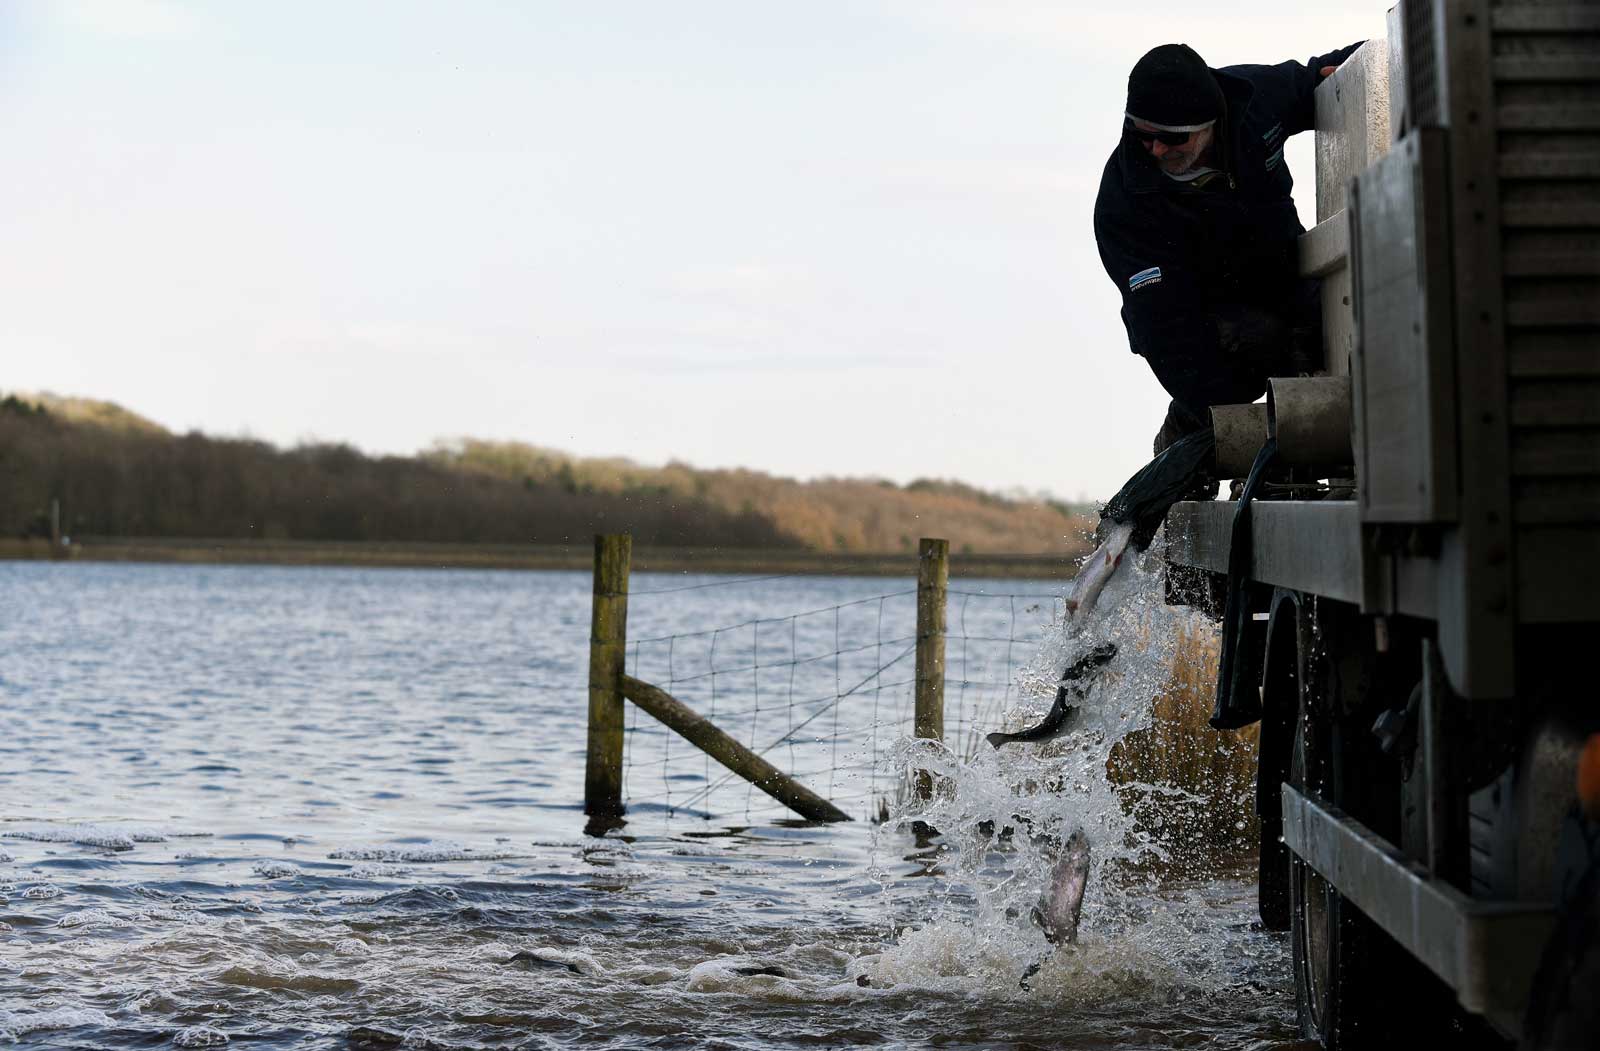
[1286,41,1363,135]
[1244,41,1366,136]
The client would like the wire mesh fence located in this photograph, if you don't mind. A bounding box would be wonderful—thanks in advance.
[617,576,1067,824]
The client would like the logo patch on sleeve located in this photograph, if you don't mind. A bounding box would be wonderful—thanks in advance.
[1128,266,1162,292]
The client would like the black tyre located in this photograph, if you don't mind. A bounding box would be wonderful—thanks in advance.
[1289,709,1380,1047]
[1288,674,1502,1049]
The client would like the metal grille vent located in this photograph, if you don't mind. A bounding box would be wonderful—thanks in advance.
[1404,0,1441,126]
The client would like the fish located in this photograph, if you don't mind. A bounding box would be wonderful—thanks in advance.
[986,643,1116,749]
[504,950,581,974]
[1019,828,1092,990]
[1062,520,1135,621]
[1031,828,1091,945]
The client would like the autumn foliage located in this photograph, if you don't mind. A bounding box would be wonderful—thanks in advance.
[1,394,1093,554]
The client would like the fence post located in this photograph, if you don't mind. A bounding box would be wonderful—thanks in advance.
[914,537,949,800]
[585,533,631,822]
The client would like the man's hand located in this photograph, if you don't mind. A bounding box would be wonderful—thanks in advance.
[1319,64,1338,77]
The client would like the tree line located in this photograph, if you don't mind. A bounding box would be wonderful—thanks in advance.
[0,400,793,548]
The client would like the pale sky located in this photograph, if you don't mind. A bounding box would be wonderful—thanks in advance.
[2,1,1382,501]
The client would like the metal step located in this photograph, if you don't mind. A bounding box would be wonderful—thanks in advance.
[1281,783,1556,1035]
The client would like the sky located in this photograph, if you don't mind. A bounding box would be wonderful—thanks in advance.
[2,1,1383,501]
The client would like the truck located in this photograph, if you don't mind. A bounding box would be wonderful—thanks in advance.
[1160,2,1599,1045]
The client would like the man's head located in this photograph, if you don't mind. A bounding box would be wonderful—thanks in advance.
[1124,44,1225,176]
[1125,118,1214,176]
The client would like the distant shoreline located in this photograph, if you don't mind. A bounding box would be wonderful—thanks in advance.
[0,537,1085,580]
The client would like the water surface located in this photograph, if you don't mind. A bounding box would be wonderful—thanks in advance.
[0,561,1295,1048]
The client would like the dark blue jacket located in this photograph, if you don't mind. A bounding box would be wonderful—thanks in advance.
[1093,44,1363,409]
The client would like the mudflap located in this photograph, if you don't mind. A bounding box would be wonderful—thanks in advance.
[1211,582,1270,729]
[1255,587,1304,931]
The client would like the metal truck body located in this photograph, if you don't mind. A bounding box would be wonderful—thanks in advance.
[1161,2,1599,1044]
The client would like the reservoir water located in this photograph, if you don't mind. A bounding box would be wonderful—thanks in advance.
[0,559,1296,1048]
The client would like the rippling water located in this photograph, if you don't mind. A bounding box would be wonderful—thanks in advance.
[0,560,1297,1048]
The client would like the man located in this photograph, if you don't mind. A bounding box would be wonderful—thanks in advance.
[1094,42,1362,453]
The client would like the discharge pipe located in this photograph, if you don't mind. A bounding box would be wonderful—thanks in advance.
[1210,402,1269,478]
[1266,376,1354,472]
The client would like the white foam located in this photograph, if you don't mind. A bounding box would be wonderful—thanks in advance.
[685,958,795,993]
[0,1006,115,1036]
[343,863,412,879]
[5,825,137,850]
[172,1024,229,1047]
[327,841,528,863]
[55,906,200,930]
[56,908,133,930]
[1,824,212,851]
[250,862,301,880]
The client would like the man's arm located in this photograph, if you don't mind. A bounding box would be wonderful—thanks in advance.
[1239,41,1366,136]
[1298,42,1365,131]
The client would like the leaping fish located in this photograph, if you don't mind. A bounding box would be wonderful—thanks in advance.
[1062,520,1136,621]
[1019,828,1092,989]
[1032,828,1091,945]
[985,643,1116,749]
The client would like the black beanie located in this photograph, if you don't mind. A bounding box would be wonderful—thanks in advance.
[1125,44,1225,128]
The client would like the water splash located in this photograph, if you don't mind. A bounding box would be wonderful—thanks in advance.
[877,537,1234,991]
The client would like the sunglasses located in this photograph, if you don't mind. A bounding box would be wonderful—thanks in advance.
[1123,121,1197,147]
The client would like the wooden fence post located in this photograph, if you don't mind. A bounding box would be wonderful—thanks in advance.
[621,676,851,822]
[585,533,630,821]
[914,537,948,800]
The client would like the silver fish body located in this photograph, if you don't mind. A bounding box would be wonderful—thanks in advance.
[1063,521,1134,621]
[1031,828,1090,945]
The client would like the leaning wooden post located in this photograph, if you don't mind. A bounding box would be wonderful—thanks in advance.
[585,533,631,821]
[621,676,850,822]
[914,537,949,800]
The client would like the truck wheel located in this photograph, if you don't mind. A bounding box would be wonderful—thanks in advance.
[1289,710,1384,1048]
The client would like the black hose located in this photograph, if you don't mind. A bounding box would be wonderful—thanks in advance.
[1209,436,1279,730]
